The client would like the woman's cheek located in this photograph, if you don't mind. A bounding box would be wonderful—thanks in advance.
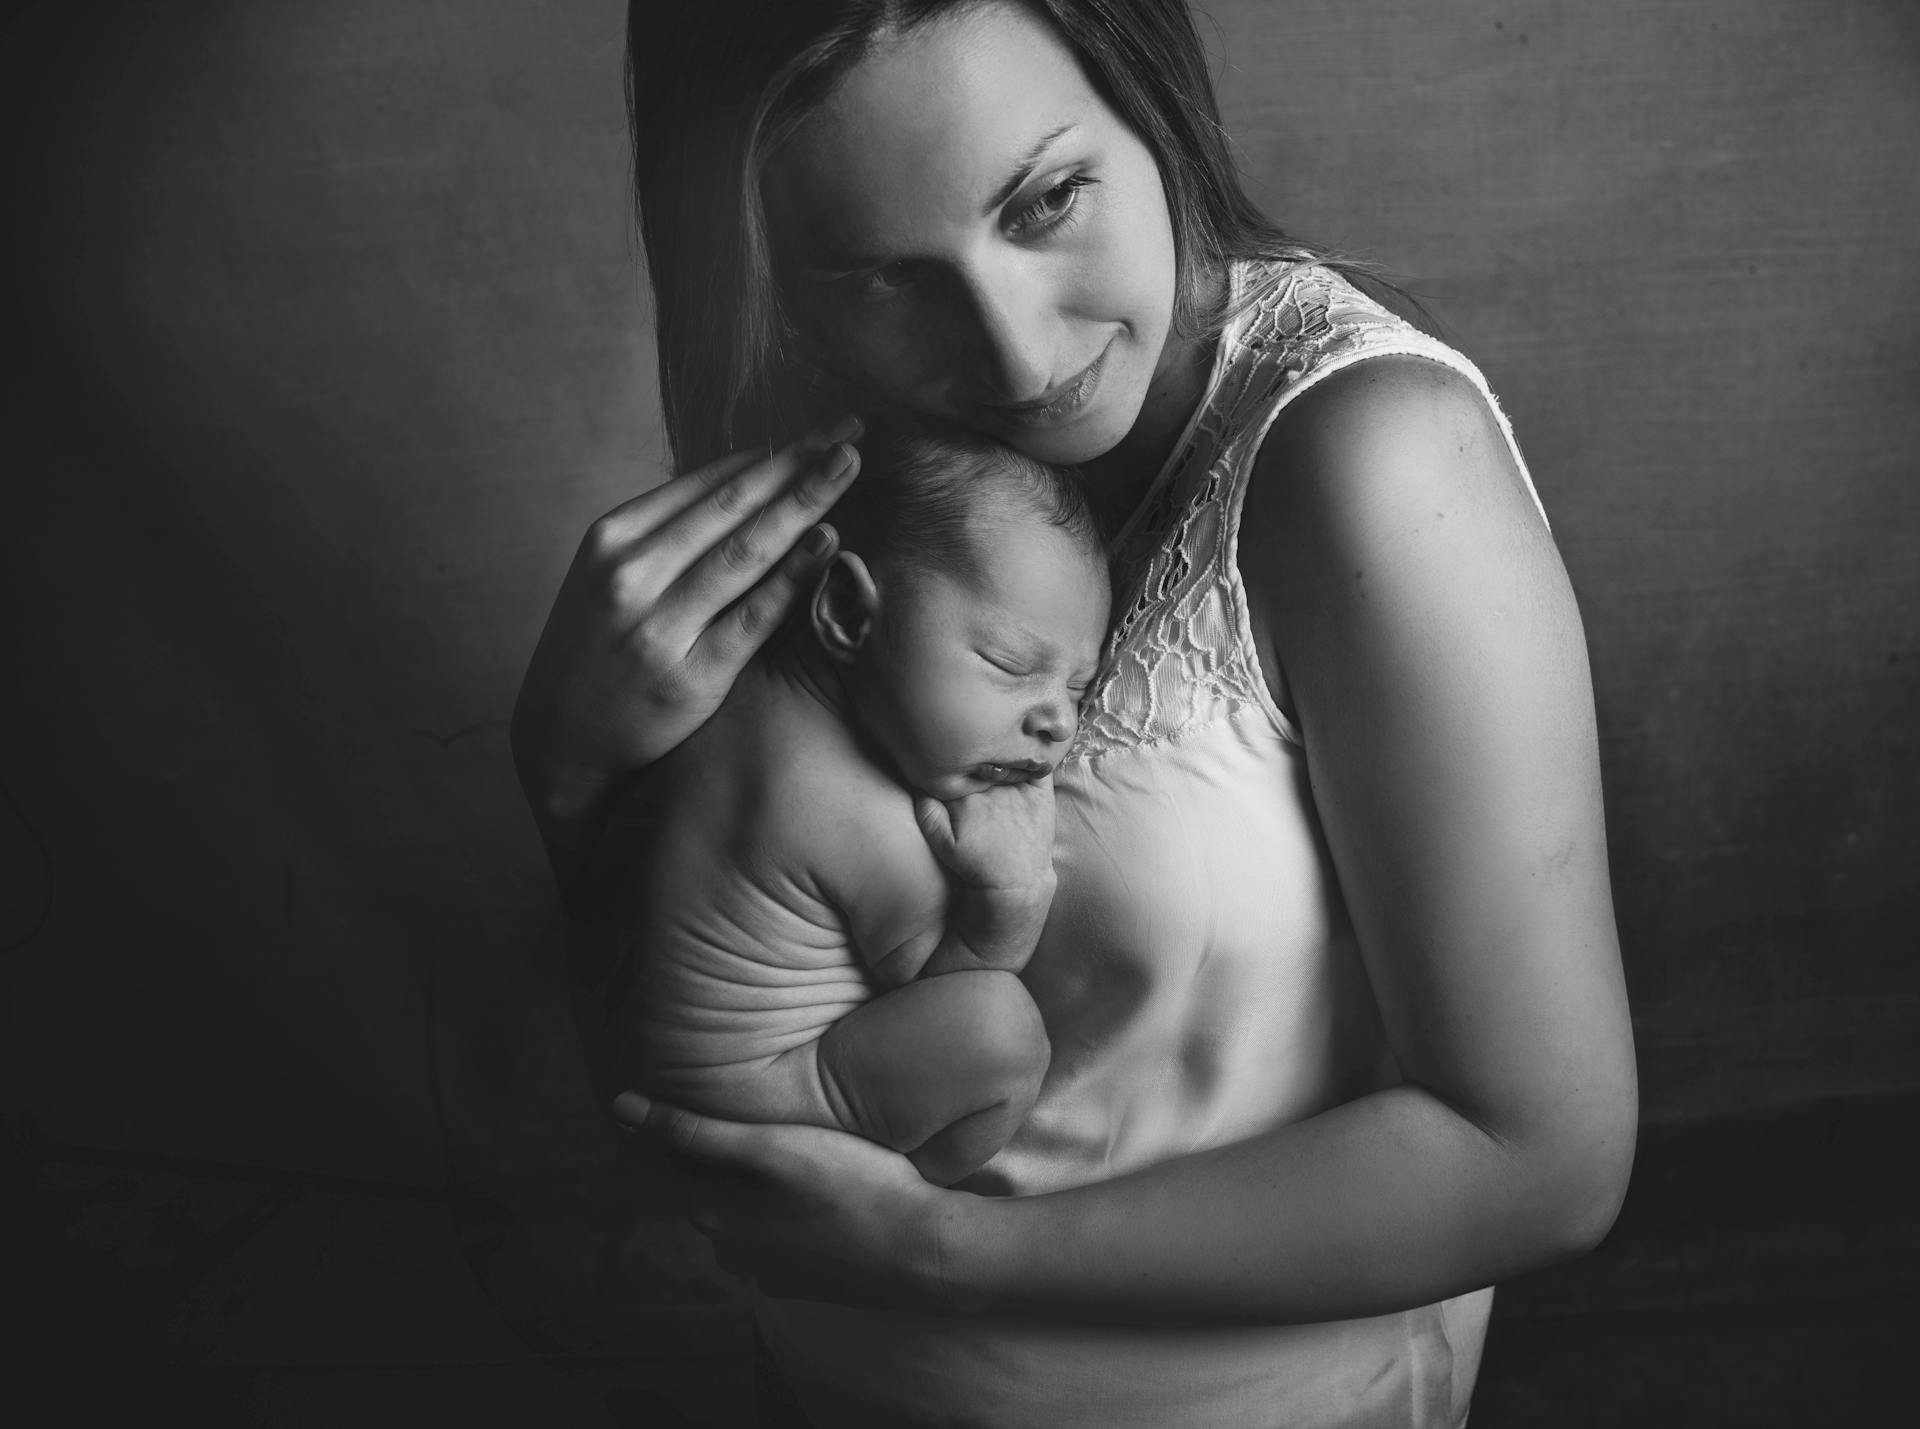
[1115,230,1177,342]
[826,304,952,410]
[1084,164,1178,333]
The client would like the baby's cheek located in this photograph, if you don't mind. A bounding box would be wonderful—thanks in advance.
[913,669,996,749]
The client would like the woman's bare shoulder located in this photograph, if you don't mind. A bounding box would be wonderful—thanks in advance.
[1254,354,1537,532]
[1237,353,1558,659]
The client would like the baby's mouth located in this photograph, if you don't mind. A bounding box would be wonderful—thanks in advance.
[975,758,1053,787]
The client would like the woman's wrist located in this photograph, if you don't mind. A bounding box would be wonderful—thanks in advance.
[933,1184,1035,1316]
[529,777,606,854]
[509,716,613,854]
[516,755,621,916]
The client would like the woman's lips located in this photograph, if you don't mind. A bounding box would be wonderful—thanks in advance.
[975,341,1111,430]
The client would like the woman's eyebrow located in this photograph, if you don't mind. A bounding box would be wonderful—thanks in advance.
[980,123,1079,216]
[796,122,1081,276]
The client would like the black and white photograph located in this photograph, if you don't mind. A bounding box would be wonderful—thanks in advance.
[4,2,1915,1424]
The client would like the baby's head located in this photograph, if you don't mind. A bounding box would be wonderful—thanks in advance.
[811,423,1111,800]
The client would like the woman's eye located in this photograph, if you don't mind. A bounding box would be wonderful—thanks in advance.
[1009,175,1091,236]
[855,261,918,298]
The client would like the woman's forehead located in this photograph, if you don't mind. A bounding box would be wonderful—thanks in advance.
[767,4,1105,262]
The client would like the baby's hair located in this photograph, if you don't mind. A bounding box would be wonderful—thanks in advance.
[835,419,1105,588]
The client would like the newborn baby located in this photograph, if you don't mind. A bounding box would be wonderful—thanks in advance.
[589,425,1111,1186]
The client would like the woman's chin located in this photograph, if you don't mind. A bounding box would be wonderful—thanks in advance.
[979,397,1139,467]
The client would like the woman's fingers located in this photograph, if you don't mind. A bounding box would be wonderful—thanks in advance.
[584,445,765,554]
[610,1091,949,1310]
[694,522,842,673]
[613,1091,781,1177]
[636,413,861,569]
[591,408,846,552]
[657,431,862,627]
[584,413,862,626]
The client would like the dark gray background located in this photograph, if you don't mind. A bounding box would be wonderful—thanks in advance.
[3,1,1916,1420]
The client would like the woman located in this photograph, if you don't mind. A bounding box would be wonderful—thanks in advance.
[512,2,1638,1424]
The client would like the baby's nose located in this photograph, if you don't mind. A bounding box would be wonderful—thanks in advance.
[1026,698,1076,744]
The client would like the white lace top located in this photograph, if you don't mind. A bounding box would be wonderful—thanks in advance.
[756,260,1542,1429]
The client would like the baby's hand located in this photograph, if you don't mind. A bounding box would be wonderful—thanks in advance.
[914,775,1057,897]
[913,776,1057,975]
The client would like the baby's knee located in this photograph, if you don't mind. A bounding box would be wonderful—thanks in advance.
[942,970,1050,1092]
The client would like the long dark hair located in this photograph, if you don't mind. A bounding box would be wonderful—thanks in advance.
[627,0,1346,471]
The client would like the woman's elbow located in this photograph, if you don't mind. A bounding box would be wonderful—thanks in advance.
[1550,1142,1635,1261]
[1524,1065,1640,1262]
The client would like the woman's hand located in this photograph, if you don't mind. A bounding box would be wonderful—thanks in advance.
[511,415,865,851]
[612,1091,958,1312]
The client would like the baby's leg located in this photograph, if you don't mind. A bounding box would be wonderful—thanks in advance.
[816,970,1049,1187]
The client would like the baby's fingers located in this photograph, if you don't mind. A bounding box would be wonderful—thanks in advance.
[915,796,959,866]
[1015,772,1056,805]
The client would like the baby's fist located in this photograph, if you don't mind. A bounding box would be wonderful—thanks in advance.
[914,775,1057,895]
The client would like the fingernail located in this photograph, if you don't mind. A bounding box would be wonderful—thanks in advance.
[821,413,863,445]
[611,1091,652,1130]
[813,443,855,483]
[804,524,836,557]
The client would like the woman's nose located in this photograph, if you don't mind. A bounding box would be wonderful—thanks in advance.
[958,265,1054,402]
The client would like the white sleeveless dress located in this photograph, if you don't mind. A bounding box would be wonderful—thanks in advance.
[756,260,1545,1429]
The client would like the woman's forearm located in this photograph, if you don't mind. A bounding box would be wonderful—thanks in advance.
[942,1081,1631,1325]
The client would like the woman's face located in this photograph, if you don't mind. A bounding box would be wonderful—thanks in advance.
[767,2,1182,467]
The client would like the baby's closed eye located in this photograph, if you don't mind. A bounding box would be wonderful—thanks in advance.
[980,651,1029,678]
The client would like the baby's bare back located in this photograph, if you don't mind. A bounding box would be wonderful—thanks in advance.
[594,662,940,1127]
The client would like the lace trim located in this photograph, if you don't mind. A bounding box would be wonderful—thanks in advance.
[1069,262,1536,764]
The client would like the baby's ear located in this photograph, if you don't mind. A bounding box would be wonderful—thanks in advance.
[812,550,881,663]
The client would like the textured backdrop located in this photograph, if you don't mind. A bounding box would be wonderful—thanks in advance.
[4,0,1916,1218]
